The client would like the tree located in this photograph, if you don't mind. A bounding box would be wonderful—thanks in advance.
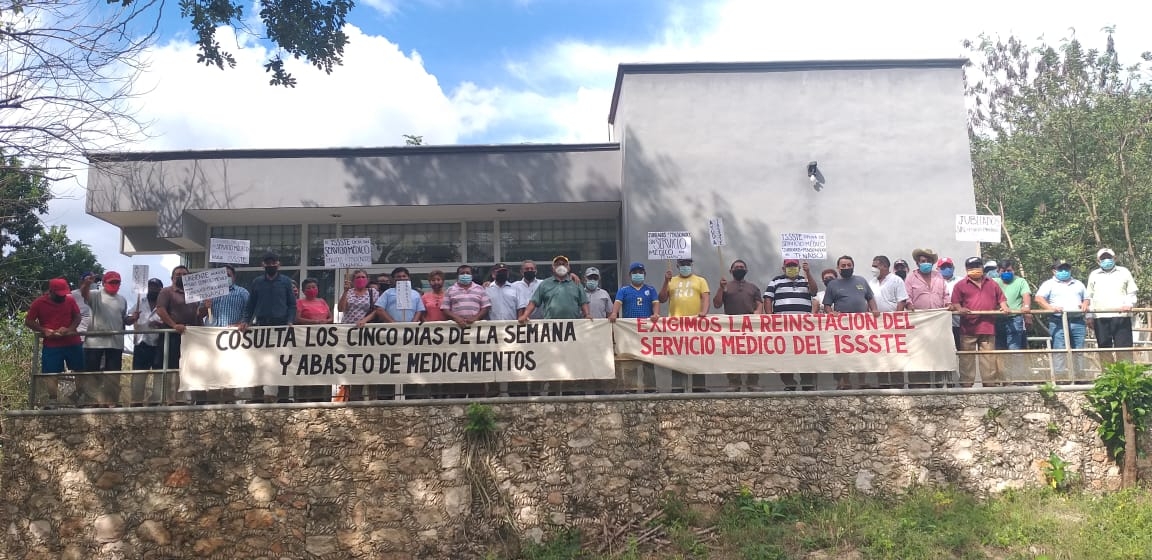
[965,30,1152,299]
[0,225,103,315]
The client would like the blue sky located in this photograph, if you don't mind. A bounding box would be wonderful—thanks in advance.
[43,0,1152,281]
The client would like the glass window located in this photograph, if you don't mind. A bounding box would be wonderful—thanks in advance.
[341,223,461,264]
[466,221,494,263]
[501,219,617,262]
[210,225,302,266]
[183,252,206,270]
[307,224,338,267]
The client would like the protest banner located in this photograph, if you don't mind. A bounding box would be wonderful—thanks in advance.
[780,233,827,260]
[209,238,251,264]
[955,214,1002,243]
[181,267,232,304]
[647,231,692,260]
[132,265,149,294]
[612,310,956,374]
[323,238,374,268]
[178,319,615,390]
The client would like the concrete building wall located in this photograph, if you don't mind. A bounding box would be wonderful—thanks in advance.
[614,64,978,281]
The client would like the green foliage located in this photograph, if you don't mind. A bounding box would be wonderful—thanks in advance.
[520,528,584,560]
[123,0,353,86]
[1084,361,1152,461]
[0,314,34,411]
[1039,381,1058,400]
[657,491,702,528]
[465,403,497,439]
[1042,452,1075,491]
[965,30,1152,295]
[1046,421,1061,436]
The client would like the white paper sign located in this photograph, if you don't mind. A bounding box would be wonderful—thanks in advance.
[208,238,251,264]
[708,218,726,247]
[955,214,1002,243]
[395,280,413,310]
[323,238,374,268]
[132,265,149,294]
[780,233,827,260]
[647,231,692,260]
[181,268,232,304]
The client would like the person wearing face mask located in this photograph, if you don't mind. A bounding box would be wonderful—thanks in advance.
[938,257,963,349]
[129,278,166,406]
[155,266,199,403]
[70,272,94,343]
[823,255,877,389]
[582,267,613,319]
[904,249,947,311]
[713,259,763,316]
[992,259,1032,351]
[296,278,333,325]
[79,271,140,407]
[814,269,838,314]
[421,270,448,322]
[659,258,710,319]
[952,257,1010,387]
[239,253,297,403]
[198,265,250,328]
[610,262,661,322]
[1036,260,1090,378]
[893,259,910,281]
[1087,248,1138,365]
[25,278,84,407]
[520,256,590,322]
[868,256,908,313]
[763,259,817,390]
[512,260,544,320]
[369,267,427,324]
[984,260,1000,280]
[442,264,492,327]
[483,263,520,321]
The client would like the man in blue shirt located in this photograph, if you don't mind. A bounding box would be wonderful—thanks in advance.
[372,267,427,323]
[1035,260,1090,378]
[610,262,661,321]
[239,252,296,402]
[198,265,250,327]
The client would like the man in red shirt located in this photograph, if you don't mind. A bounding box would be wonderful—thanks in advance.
[25,278,84,404]
[951,257,1009,387]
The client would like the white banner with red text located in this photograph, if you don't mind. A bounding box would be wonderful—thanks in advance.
[178,320,614,391]
[612,310,957,374]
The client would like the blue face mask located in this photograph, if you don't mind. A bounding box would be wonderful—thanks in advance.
[1000,272,1015,283]
[986,270,1000,279]
[458,274,472,285]
[585,280,599,291]
[1101,258,1115,271]
[940,267,954,279]
[631,273,645,284]
[678,266,692,276]
[918,262,933,274]
[1055,270,1071,282]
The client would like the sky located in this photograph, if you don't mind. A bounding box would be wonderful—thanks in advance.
[39,0,1152,285]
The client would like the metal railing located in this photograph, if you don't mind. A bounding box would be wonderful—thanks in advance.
[19,308,1152,410]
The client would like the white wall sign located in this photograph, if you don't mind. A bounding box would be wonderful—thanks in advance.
[181,267,232,304]
[647,231,692,260]
[955,214,1002,243]
[323,238,374,268]
[780,233,827,260]
[707,217,726,247]
[132,265,149,294]
[208,238,251,264]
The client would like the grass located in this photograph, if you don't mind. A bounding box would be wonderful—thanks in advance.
[512,486,1152,560]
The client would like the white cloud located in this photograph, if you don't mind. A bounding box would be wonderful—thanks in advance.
[42,0,1152,281]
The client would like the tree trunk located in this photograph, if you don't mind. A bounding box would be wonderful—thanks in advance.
[1122,400,1138,488]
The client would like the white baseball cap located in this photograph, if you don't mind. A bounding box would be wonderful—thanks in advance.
[983,260,998,270]
[1097,248,1115,260]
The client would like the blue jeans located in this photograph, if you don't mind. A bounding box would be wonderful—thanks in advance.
[1049,318,1086,375]
[996,315,1025,350]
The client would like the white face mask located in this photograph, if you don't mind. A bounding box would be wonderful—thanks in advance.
[871,267,880,278]
[554,265,569,277]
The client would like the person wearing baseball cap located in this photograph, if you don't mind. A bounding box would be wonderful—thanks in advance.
[582,266,613,319]
[951,257,1009,387]
[77,271,140,406]
[1036,259,1090,378]
[762,258,815,390]
[519,255,589,322]
[893,259,910,281]
[1087,248,1138,363]
[610,262,661,322]
[25,278,85,406]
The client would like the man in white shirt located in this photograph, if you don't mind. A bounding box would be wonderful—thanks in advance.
[512,259,543,319]
[485,263,520,321]
[1087,247,1139,364]
[869,255,908,312]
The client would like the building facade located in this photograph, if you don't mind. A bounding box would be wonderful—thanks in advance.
[87,59,977,305]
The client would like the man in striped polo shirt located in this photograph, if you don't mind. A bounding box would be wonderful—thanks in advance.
[440,264,491,326]
[764,259,818,390]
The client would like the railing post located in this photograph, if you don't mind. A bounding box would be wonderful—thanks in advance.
[1062,311,1073,382]
[160,330,170,405]
[29,334,41,408]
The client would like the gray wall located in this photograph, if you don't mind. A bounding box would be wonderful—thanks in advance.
[616,67,978,284]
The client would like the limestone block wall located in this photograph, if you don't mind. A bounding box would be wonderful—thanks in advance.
[1,392,1142,559]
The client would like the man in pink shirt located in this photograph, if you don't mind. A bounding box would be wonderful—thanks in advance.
[905,248,949,310]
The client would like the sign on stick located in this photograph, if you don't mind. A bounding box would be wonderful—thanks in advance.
[208,238,250,265]
[323,238,374,268]
[780,233,827,260]
[132,265,149,294]
[647,231,692,260]
[181,267,232,304]
[707,218,726,247]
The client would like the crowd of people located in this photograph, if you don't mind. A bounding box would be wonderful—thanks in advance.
[23,246,1140,407]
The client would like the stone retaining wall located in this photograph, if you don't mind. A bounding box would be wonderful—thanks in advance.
[1,391,1144,559]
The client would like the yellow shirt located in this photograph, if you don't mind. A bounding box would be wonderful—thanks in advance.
[668,275,710,316]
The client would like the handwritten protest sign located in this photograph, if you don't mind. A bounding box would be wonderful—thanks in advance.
[955,214,1002,243]
[179,320,615,389]
[708,218,726,247]
[209,238,250,264]
[647,232,692,260]
[181,267,231,304]
[323,238,374,268]
[132,265,149,294]
[613,310,956,374]
[395,280,413,310]
[780,233,827,260]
